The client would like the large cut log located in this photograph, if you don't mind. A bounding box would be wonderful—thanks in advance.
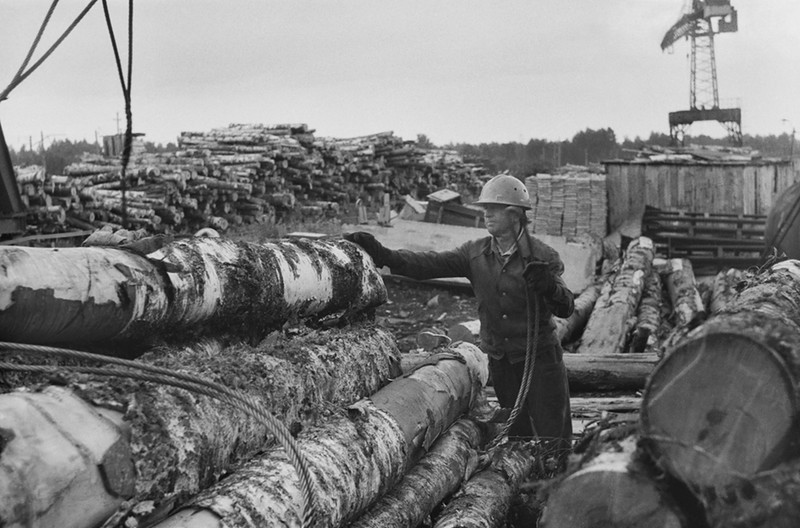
[539,435,690,528]
[576,237,655,355]
[641,260,800,513]
[401,351,658,391]
[350,419,485,528]
[432,442,536,528]
[154,342,488,528]
[0,237,385,347]
[0,324,399,528]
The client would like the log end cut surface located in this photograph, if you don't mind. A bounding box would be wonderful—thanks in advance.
[642,334,796,491]
[540,453,684,528]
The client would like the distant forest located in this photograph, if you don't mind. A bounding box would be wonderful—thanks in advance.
[9,128,796,177]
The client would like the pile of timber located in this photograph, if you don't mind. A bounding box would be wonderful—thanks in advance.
[526,167,608,238]
[0,233,524,528]
[12,124,491,239]
[539,259,800,528]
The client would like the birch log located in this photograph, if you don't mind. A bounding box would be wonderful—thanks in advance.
[0,387,130,528]
[154,342,488,528]
[433,442,536,528]
[0,237,385,347]
[642,260,800,513]
[350,419,485,528]
[662,258,706,328]
[401,351,658,391]
[554,278,604,345]
[628,270,664,353]
[576,237,655,355]
[709,267,745,314]
[540,436,689,528]
[0,324,399,528]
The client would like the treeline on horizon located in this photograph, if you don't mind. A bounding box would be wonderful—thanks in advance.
[8,127,797,177]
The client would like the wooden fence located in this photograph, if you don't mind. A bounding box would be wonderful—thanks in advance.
[603,160,800,234]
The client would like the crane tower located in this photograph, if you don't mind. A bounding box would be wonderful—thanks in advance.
[662,0,741,145]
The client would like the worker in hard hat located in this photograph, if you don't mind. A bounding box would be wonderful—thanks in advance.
[345,174,574,454]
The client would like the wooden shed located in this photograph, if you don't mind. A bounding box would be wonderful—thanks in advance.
[602,158,799,233]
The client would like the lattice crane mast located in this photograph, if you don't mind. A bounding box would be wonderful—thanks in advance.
[662,0,741,145]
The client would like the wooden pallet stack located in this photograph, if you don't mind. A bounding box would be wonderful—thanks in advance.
[526,169,608,238]
[641,205,766,272]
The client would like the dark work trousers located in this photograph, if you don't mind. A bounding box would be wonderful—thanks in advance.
[489,353,573,456]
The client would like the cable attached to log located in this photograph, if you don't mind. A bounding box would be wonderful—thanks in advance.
[0,341,318,528]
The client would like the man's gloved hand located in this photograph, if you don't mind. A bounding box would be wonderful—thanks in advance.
[523,260,557,296]
[344,232,393,268]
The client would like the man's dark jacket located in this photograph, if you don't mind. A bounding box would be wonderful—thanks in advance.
[386,231,574,364]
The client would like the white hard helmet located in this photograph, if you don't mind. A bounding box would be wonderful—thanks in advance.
[474,174,532,210]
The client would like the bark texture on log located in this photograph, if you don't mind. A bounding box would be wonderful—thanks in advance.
[628,270,663,353]
[350,419,485,528]
[642,260,800,509]
[663,258,705,328]
[0,237,386,347]
[433,442,535,528]
[554,277,603,345]
[0,387,129,528]
[709,267,745,315]
[1,324,399,528]
[149,237,386,336]
[0,245,169,344]
[155,342,488,528]
[576,237,655,355]
[540,436,688,528]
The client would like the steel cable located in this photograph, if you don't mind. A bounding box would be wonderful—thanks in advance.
[0,341,317,528]
[0,1,99,103]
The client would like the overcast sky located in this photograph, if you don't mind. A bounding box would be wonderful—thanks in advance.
[0,0,798,149]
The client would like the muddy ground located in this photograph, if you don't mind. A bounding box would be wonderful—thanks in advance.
[378,276,478,353]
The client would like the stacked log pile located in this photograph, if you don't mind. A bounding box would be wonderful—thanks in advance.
[540,259,800,527]
[12,124,491,238]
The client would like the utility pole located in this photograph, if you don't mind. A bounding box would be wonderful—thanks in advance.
[783,119,795,159]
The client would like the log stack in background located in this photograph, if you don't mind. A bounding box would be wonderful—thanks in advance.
[11,124,492,238]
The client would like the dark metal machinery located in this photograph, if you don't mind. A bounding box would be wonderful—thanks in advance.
[662,0,741,146]
[0,119,26,236]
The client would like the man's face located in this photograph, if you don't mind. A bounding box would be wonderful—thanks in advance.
[482,204,517,237]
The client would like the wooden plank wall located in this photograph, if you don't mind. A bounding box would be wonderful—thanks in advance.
[604,161,800,232]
